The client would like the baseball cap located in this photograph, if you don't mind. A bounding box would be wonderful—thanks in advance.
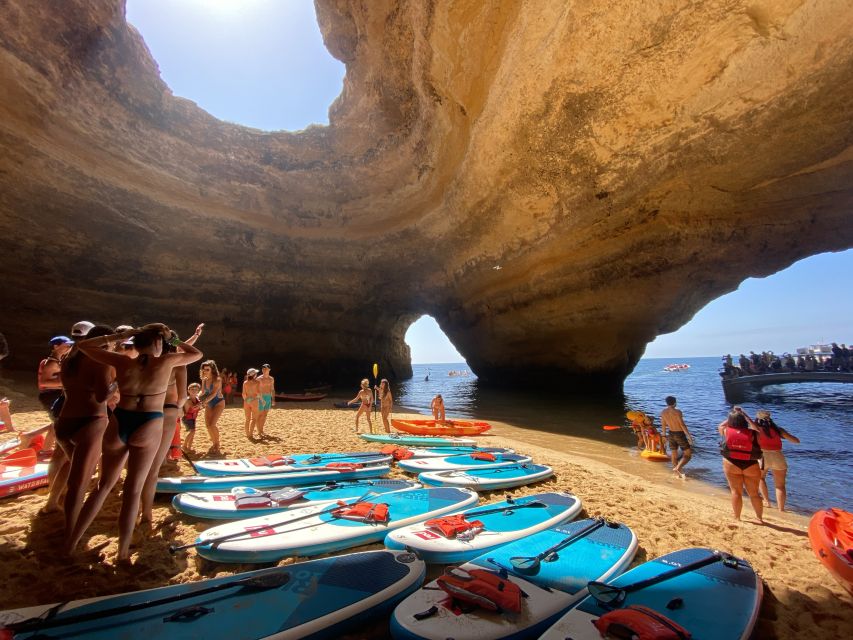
[262,363,271,369]
[49,336,73,346]
[70,321,95,338]
[115,324,135,346]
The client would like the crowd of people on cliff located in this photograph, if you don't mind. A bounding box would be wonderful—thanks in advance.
[720,344,852,377]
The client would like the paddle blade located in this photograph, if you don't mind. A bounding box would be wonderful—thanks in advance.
[1,448,37,467]
[372,363,379,378]
[587,580,626,606]
[602,425,624,431]
[508,556,541,576]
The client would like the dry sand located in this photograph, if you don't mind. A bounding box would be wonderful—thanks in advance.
[0,384,850,639]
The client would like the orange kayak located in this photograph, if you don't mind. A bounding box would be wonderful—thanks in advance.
[391,418,492,437]
[809,507,853,594]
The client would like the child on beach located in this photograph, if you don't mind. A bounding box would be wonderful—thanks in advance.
[347,378,373,433]
[642,415,666,454]
[181,382,202,453]
[431,394,446,422]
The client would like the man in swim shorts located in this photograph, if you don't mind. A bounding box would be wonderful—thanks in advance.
[256,364,275,437]
[660,396,694,477]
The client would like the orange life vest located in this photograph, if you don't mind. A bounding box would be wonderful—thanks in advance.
[470,452,497,461]
[424,514,485,538]
[332,501,389,523]
[593,605,692,640]
[436,568,526,614]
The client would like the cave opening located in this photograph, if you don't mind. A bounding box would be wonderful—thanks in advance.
[404,315,466,367]
[126,0,345,131]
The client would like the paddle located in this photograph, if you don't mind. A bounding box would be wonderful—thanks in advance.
[509,518,609,575]
[169,490,378,554]
[180,448,200,475]
[5,568,292,634]
[1,447,38,467]
[303,452,388,464]
[372,362,379,431]
[587,551,737,608]
[461,500,547,518]
[602,425,628,431]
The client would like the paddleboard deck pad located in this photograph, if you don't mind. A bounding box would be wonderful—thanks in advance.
[0,550,425,640]
[173,479,420,520]
[156,465,391,494]
[391,518,637,640]
[195,487,479,563]
[540,547,762,640]
[194,452,392,476]
[385,491,582,564]
[418,463,554,490]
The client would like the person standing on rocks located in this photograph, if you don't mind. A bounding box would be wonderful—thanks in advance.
[256,364,276,438]
[660,396,694,478]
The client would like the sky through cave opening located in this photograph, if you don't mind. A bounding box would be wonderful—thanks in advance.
[126,0,345,131]
[405,316,466,365]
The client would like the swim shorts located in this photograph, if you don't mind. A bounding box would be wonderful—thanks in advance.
[259,394,272,412]
[667,431,692,451]
[760,449,787,471]
[181,417,196,431]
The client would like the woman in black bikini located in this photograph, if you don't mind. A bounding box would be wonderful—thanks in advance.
[68,324,202,561]
[717,407,764,524]
[52,324,116,540]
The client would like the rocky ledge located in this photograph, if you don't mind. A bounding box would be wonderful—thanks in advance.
[1,0,852,389]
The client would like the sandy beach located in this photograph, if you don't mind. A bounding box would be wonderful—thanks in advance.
[0,381,849,639]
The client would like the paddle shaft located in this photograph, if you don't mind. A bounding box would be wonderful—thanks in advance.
[516,519,605,565]
[612,552,725,595]
[180,449,200,475]
[171,490,376,553]
[7,569,290,633]
[461,501,547,518]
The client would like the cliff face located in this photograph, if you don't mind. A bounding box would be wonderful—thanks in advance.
[1,0,852,389]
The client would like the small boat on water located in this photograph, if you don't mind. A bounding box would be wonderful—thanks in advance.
[663,363,690,372]
[274,392,327,402]
[392,418,492,436]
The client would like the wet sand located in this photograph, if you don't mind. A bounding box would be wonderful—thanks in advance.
[0,384,849,639]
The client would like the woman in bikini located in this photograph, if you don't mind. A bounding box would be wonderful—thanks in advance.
[242,368,260,439]
[376,378,393,433]
[52,324,116,539]
[67,324,202,561]
[199,359,224,452]
[347,378,373,434]
[139,323,204,529]
[718,407,764,524]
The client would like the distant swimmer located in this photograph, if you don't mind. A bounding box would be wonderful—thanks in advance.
[431,393,445,422]
[660,396,694,478]
[755,410,800,512]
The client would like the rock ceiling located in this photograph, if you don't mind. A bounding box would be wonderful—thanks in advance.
[1,0,852,389]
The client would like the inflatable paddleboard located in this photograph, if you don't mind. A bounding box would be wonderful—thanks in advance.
[173,479,420,520]
[809,508,853,594]
[195,487,479,563]
[1,550,424,640]
[0,437,21,455]
[391,518,637,640]
[156,464,391,494]
[385,491,582,564]
[640,448,669,462]
[0,462,49,498]
[398,452,532,473]
[541,547,762,640]
[360,433,477,447]
[418,463,554,490]
[392,419,492,437]
[194,452,392,476]
[405,446,513,458]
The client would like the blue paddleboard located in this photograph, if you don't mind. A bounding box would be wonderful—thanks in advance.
[540,547,762,640]
[418,463,554,490]
[1,550,425,640]
[406,446,514,458]
[194,451,392,476]
[391,518,637,640]
[399,453,531,473]
[360,433,477,447]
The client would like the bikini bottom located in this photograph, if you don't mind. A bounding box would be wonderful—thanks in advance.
[163,403,179,410]
[208,396,224,409]
[114,407,164,444]
[55,415,107,442]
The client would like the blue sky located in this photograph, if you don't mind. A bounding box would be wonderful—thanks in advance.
[127,1,853,363]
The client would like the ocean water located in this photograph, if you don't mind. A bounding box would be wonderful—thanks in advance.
[395,358,852,515]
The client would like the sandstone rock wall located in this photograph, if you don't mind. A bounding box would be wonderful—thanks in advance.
[1,0,851,389]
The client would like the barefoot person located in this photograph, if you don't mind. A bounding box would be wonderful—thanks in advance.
[661,396,694,477]
[242,368,260,439]
[376,378,393,433]
[52,324,116,538]
[256,364,276,437]
[430,393,445,422]
[718,407,764,524]
[199,359,225,453]
[37,335,72,413]
[755,410,800,512]
[181,383,202,453]
[347,379,373,433]
[67,324,202,560]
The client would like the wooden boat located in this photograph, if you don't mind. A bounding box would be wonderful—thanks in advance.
[392,418,492,436]
[274,392,328,402]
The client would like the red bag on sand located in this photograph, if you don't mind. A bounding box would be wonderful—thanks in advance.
[332,501,389,523]
[424,514,485,538]
[325,462,364,471]
[470,452,497,461]
[436,568,525,613]
[593,605,692,640]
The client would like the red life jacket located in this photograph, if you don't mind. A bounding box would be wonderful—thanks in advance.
[249,454,295,467]
[593,605,692,640]
[721,427,761,461]
[380,445,414,460]
[470,452,497,461]
[424,514,485,538]
[332,501,389,523]
[436,568,525,614]
[325,462,364,471]
[756,420,783,451]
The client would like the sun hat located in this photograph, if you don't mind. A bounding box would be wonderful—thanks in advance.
[49,335,73,346]
[70,320,95,338]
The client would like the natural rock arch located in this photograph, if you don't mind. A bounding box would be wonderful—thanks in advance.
[1,0,852,390]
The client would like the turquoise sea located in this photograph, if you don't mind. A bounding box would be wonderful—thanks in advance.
[395,358,852,515]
